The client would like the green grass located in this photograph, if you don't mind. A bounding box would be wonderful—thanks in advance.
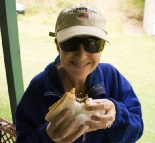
[1,21,155,142]
[102,34,155,143]
[1,1,155,142]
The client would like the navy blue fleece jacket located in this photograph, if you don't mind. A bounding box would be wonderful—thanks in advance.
[16,56,143,143]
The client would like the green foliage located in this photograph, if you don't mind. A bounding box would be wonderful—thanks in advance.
[119,0,144,21]
[25,2,41,15]
[56,0,76,8]
[120,0,145,9]
[127,0,145,9]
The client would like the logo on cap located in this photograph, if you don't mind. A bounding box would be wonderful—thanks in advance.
[67,6,98,19]
[77,13,89,19]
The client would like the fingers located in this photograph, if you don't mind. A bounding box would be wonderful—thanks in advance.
[53,118,78,141]
[48,117,80,142]
[91,114,113,122]
[46,108,71,140]
[87,107,115,126]
[85,120,113,132]
[85,120,102,131]
[61,125,88,142]
[47,108,89,143]
[85,99,116,121]
[84,113,115,132]
[84,99,116,132]
[50,108,71,130]
[85,99,114,111]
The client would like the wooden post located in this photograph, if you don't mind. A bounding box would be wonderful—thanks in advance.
[0,0,24,124]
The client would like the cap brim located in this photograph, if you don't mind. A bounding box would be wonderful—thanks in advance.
[56,26,110,43]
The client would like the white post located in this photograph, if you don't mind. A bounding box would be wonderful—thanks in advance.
[143,0,155,36]
[153,14,155,35]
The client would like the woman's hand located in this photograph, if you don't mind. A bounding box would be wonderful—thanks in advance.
[46,108,88,143]
[85,99,116,132]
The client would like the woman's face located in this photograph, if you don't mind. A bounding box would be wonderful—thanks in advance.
[59,42,102,80]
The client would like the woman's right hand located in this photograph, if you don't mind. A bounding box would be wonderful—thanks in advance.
[46,108,88,143]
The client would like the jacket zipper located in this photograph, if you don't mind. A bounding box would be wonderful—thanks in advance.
[82,133,86,142]
[44,92,62,98]
[86,84,102,94]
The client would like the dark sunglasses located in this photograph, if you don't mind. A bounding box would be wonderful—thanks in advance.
[59,37,105,53]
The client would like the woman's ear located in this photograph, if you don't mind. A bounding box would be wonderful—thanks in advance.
[54,38,60,54]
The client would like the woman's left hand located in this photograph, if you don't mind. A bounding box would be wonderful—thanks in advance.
[85,99,116,132]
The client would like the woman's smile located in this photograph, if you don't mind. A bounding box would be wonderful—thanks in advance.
[70,61,91,69]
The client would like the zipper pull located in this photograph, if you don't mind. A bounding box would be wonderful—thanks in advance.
[82,133,86,142]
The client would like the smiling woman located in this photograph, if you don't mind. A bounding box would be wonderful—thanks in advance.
[15,3,143,143]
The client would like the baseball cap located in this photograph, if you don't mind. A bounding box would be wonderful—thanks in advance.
[49,4,110,43]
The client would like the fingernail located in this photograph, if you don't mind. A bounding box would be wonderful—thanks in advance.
[85,122,90,126]
[91,115,96,120]
[65,108,70,114]
[72,118,77,123]
[85,107,90,111]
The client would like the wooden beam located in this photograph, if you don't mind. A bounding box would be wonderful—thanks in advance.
[0,0,24,124]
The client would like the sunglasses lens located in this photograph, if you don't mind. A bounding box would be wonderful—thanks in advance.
[59,37,105,53]
[85,38,104,53]
[59,40,74,51]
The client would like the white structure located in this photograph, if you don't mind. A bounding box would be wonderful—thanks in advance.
[143,0,155,35]
[153,14,155,35]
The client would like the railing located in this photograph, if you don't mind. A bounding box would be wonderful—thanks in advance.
[0,118,16,143]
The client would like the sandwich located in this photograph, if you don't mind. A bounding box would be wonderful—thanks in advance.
[45,88,104,132]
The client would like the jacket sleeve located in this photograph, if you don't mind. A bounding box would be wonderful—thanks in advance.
[99,64,144,143]
[15,72,55,143]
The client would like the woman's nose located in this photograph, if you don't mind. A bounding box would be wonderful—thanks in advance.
[75,44,87,58]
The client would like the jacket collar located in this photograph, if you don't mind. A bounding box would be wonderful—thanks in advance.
[43,56,106,97]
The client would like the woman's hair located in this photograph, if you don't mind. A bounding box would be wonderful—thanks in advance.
[54,38,60,54]
[54,38,61,65]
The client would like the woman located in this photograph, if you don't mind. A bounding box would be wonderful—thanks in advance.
[16,4,143,143]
